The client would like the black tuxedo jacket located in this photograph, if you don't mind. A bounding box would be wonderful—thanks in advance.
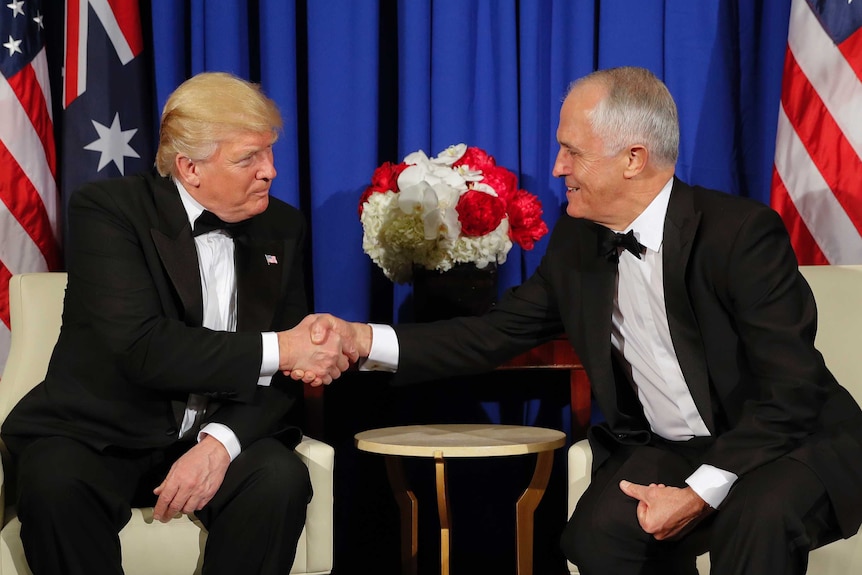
[2,172,308,454]
[393,178,862,537]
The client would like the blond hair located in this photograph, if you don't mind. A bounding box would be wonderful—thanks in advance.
[155,72,283,177]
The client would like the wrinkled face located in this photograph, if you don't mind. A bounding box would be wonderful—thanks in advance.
[192,130,277,222]
[552,84,629,225]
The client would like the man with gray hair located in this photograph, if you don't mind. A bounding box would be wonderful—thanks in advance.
[313,66,862,574]
[1,72,352,575]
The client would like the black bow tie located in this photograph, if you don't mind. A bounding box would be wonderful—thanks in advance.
[598,228,644,263]
[192,210,250,238]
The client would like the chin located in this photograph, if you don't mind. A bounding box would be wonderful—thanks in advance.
[250,195,270,215]
[565,199,586,219]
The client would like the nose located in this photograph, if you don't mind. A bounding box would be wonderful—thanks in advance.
[552,149,569,178]
[259,159,277,182]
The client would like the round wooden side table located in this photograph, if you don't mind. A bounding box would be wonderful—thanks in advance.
[355,423,566,575]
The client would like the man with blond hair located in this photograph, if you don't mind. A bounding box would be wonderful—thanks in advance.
[1,72,350,575]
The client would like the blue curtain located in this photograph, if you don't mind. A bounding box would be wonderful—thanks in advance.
[149,0,792,326]
[142,2,797,569]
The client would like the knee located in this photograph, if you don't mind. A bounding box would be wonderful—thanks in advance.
[16,471,105,531]
[244,441,312,508]
[18,471,87,513]
[562,490,654,572]
[562,503,629,570]
[561,513,590,567]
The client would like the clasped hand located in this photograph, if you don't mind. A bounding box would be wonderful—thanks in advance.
[619,480,713,541]
[278,313,370,386]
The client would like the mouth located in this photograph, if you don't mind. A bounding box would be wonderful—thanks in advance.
[566,186,579,194]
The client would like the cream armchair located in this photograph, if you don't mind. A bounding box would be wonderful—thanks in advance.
[0,273,334,575]
[567,265,862,574]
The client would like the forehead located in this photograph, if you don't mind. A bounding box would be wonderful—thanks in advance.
[557,85,603,146]
[215,130,276,156]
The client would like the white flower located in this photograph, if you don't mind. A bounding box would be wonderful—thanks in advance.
[434,143,467,165]
[358,143,547,284]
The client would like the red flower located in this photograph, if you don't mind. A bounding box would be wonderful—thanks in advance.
[507,189,549,250]
[456,190,506,237]
[478,165,518,204]
[454,146,496,171]
[358,161,408,216]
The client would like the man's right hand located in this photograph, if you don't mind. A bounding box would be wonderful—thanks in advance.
[277,314,359,386]
[283,314,373,385]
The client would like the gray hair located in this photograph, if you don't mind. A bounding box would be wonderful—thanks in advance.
[567,66,679,168]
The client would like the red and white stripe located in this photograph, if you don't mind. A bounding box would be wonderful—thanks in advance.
[771,0,862,264]
[0,46,62,374]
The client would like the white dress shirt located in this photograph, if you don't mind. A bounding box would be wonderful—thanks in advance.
[175,181,280,461]
[364,177,737,508]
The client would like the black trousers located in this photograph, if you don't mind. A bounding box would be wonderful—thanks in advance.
[14,435,311,575]
[560,437,842,575]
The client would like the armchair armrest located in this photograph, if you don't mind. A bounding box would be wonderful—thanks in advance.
[567,439,592,575]
[295,435,334,574]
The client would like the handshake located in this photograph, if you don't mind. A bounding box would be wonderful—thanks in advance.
[276,314,372,386]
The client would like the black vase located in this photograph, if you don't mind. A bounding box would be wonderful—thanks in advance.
[411,262,498,322]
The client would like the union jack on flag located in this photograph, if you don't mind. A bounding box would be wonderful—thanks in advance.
[0,0,62,375]
[771,0,862,264]
[61,0,154,209]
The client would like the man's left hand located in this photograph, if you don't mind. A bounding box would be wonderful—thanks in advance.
[153,435,231,522]
[619,480,713,541]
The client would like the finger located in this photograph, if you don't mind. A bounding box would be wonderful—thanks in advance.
[309,315,331,345]
[636,502,652,532]
[153,483,178,522]
[182,495,204,515]
[344,343,359,363]
[619,480,648,501]
[336,354,350,373]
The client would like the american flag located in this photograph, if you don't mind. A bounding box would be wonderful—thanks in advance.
[0,0,62,375]
[61,0,154,216]
[771,0,862,264]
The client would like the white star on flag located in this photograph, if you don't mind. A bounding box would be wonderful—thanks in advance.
[3,35,22,56]
[6,1,24,17]
[83,112,140,174]
[33,12,44,29]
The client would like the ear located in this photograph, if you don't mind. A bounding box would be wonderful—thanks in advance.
[623,145,648,179]
[174,155,201,188]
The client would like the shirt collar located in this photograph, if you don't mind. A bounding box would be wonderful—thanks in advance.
[174,178,207,228]
[621,176,673,253]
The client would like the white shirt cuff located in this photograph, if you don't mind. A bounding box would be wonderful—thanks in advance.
[685,464,738,509]
[198,423,242,462]
[360,323,399,372]
[258,332,279,386]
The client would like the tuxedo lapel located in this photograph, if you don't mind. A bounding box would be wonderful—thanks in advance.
[235,236,285,332]
[576,223,618,381]
[150,177,205,327]
[663,179,715,433]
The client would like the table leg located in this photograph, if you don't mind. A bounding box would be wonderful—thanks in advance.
[385,456,418,575]
[515,450,554,575]
[434,451,451,575]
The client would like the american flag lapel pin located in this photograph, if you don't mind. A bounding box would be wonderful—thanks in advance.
[265,254,278,265]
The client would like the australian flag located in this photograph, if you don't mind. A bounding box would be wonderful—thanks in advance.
[61,0,154,207]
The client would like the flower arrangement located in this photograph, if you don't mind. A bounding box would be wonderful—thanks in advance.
[358,143,549,283]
